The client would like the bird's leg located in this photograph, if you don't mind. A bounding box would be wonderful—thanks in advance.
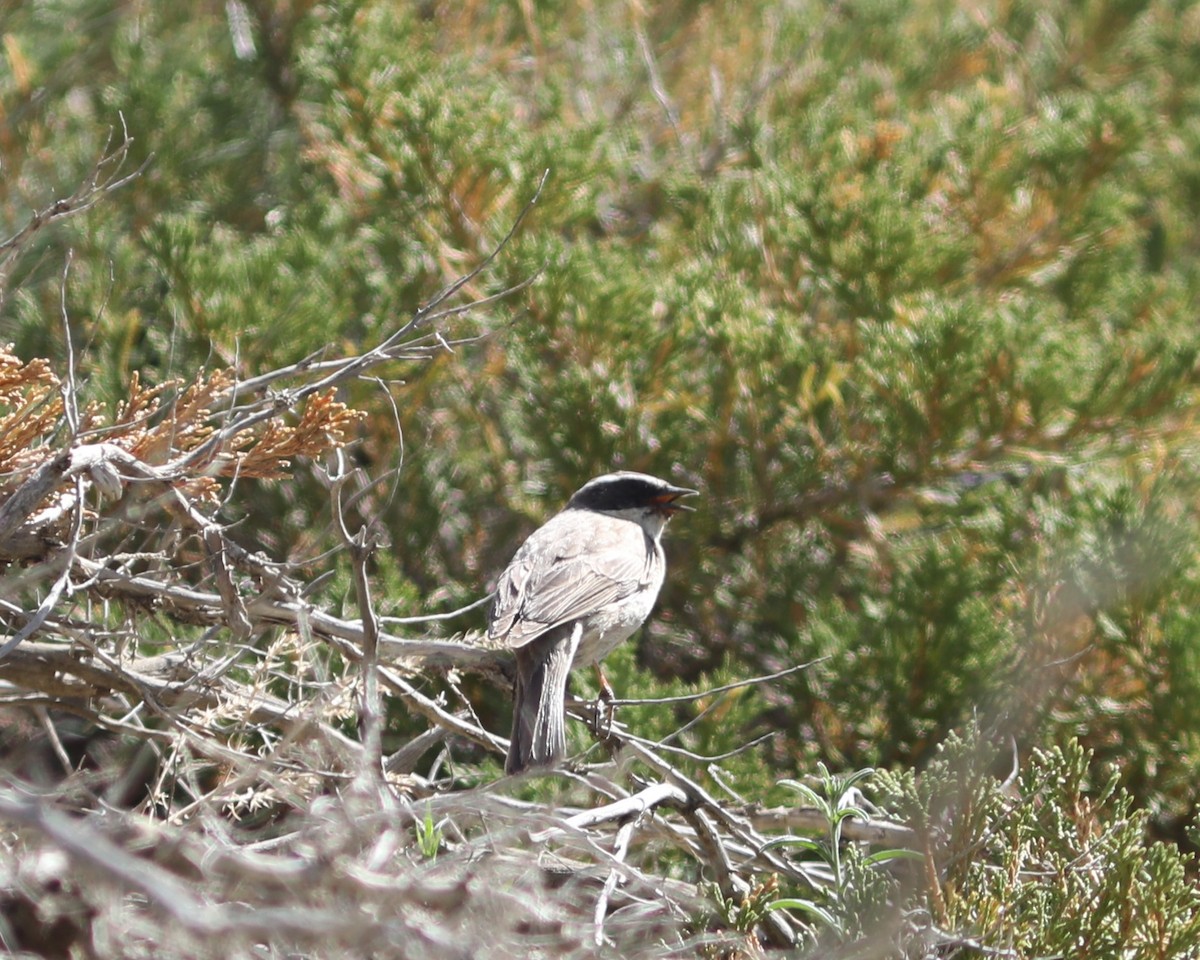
[592,663,617,739]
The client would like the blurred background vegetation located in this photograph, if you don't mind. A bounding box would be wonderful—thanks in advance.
[4,0,1200,945]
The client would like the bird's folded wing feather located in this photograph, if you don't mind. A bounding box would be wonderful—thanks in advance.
[488,516,653,650]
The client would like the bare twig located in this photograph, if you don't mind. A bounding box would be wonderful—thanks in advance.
[376,664,507,757]
[326,450,385,785]
[594,817,637,946]
[536,781,689,837]
[0,120,151,297]
[611,660,825,706]
[632,22,688,159]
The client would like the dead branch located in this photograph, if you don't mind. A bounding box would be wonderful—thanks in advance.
[0,121,150,301]
[0,179,541,833]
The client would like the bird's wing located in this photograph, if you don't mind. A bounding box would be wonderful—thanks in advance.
[488,513,654,651]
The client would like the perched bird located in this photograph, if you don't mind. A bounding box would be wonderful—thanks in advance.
[488,472,697,774]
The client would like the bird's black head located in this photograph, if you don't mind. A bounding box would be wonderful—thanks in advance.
[566,472,698,516]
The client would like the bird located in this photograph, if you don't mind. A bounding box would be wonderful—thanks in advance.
[488,471,697,774]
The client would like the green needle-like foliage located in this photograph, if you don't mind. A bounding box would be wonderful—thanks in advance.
[4,0,1200,952]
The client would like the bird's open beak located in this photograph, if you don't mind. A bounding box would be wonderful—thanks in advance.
[655,485,699,514]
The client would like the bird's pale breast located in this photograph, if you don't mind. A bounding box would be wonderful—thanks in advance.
[488,509,666,667]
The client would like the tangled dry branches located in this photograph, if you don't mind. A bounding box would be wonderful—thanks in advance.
[0,174,913,957]
[0,315,912,951]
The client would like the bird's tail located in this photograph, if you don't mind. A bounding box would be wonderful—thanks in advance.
[505,625,579,775]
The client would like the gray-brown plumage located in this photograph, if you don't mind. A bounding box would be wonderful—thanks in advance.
[488,472,696,774]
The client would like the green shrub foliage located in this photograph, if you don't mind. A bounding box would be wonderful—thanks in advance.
[4,0,1200,948]
[876,732,1200,957]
